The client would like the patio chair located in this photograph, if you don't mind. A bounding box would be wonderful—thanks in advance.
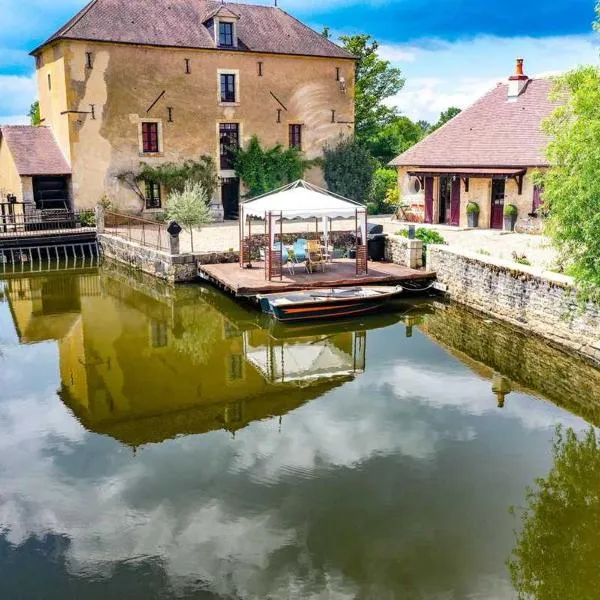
[292,238,308,268]
[273,242,294,275]
[306,239,326,273]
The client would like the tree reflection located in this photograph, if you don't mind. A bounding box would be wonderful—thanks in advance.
[509,426,600,599]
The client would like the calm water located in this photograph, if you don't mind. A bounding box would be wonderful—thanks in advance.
[1,263,600,599]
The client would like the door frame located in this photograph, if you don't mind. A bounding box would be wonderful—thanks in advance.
[490,178,506,229]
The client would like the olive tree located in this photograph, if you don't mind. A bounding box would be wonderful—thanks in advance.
[165,182,213,253]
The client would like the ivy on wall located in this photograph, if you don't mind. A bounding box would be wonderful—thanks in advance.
[233,136,313,198]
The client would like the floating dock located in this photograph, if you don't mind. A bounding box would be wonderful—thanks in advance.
[198,259,435,299]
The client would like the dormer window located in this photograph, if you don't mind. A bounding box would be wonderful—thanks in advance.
[219,22,234,47]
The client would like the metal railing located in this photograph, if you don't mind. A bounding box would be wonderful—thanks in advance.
[0,209,96,237]
[104,210,170,252]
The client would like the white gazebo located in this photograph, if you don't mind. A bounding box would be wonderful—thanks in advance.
[238,180,368,281]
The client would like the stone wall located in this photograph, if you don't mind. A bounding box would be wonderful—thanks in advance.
[428,244,600,363]
[384,235,424,269]
[98,233,239,283]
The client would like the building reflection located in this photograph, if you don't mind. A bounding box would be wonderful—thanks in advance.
[4,268,395,447]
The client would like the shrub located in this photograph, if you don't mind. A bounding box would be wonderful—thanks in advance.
[466,202,480,214]
[504,204,518,217]
[367,202,379,215]
[398,227,446,264]
[323,136,375,203]
[370,167,397,209]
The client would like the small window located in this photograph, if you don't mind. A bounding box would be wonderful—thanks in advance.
[289,124,302,150]
[141,122,160,153]
[144,180,162,209]
[220,73,236,103]
[219,22,234,47]
[48,73,51,90]
[413,178,421,193]
[220,123,240,169]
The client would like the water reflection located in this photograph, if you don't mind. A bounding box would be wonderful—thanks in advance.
[2,266,600,599]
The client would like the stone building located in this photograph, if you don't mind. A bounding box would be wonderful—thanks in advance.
[389,60,558,229]
[0,0,355,219]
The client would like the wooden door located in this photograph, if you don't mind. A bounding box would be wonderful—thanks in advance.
[450,178,460,226]
[490,179,505,229]
[424,177,434,224]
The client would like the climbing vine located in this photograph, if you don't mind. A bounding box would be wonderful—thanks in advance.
[233,136,313,198]
[117,155,218,205]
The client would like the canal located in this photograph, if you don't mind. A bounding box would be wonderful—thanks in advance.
[1,263,599,599]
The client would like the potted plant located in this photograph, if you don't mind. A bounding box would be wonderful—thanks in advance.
[503,204,518,231]
[466,202,480,228]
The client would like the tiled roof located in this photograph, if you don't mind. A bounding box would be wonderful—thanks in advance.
[0,126,71,176]
[33,0,354,60]
[390,78,559,168]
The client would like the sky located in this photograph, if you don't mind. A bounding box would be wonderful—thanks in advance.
[0,0,599,124]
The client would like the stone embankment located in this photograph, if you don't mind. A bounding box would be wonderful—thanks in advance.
[427,245,600,364]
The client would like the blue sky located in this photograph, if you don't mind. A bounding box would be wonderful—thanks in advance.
[0,0,598,123]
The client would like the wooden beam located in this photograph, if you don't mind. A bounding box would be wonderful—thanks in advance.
[269,91,287,111]
[463,177,469,192]
[146,90,166,114]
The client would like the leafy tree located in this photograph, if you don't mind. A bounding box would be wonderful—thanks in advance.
[370,167,397,212]
[29,100,40,126]
[539,65,600,300]
[233,135,308,197]
[321,27,331,39]
[508,426,600,599]
[323,136,375,202]
[368,116,425,165]
[165,182,213,253]
[339,34,405,143]
[416,120,431,134]
[430,107,462,132]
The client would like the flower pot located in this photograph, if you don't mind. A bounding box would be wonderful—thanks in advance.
[504,215,516,232]
[467,212,479,228]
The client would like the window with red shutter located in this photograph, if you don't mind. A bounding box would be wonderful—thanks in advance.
[141,122,159,153]
[289,124,302,150]
[532,184,543,214]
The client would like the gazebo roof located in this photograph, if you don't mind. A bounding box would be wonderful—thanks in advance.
[241,180,364,219]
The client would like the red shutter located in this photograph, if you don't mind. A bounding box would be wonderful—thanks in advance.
[532,185,543,213]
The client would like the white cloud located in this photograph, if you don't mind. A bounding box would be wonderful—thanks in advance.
[0,73,36,122]
[378,43,417,63]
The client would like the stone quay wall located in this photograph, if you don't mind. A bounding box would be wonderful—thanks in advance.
[98,233,238,283]
[384,235,423,269]
[427,245,600,364]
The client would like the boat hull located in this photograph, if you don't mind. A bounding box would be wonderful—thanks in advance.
[271,297,389,321]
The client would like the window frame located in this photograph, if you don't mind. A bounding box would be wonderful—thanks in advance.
[289,124,303,151]
[220,73,237,103]
[219,122,240,170]
[144,180,162,210]
[218,21,234,47]
[139,120,162,155]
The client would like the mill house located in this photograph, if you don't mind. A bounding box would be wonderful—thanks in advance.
[390,60,558,229]
[0,0,355,220]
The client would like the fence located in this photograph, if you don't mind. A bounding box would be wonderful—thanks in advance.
[0,209,96,237]
[104,211,170,252]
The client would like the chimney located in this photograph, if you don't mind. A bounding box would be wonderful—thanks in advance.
[507,58,529,101]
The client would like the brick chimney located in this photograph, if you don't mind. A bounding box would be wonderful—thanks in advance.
[507,58,529,101]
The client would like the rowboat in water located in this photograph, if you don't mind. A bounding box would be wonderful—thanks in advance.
[257,286,403,322]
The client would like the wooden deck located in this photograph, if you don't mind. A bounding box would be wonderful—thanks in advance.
[198,259,435,298]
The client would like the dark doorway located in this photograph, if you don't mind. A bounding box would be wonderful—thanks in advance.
[32,176,70,210]
[439,176,451,224]
[450,178,460,226]
[222,178,240,220]
[491,179,505,229]
[219,123,239,170]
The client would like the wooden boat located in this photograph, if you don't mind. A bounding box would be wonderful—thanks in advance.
[257,286,403,322]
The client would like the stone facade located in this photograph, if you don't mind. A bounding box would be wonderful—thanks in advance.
[427,245,600,363]
[34,39,355,213]
[384,234,423,269]
[396,167,543,230]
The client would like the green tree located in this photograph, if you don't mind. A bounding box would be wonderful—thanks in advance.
[233,135,308,197]
[539,64,600,300]
[368,116,424,165]
[323,136,375,202]
[370,167,397,212]
[430,107,461,132]
[339,34,405,143]
[165,182,213,253]
[29,100,40,126]
[416,120,431,134]
[509,426,600,599]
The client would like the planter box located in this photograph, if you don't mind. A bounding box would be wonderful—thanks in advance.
[504,215,517,232]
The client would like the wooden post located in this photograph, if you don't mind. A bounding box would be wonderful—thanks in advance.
[280,211,283,281]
